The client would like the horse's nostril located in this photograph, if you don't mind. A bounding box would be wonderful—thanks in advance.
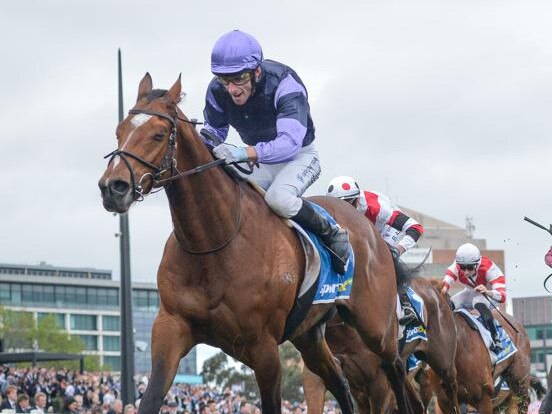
[109,180,130,196]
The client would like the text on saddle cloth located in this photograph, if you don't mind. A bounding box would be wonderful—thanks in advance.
[295,203,355,304]
[455,308,518,365]
[280,203,354,341]
[400,287,428,344]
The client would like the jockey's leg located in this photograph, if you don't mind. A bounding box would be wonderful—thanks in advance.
[398,289,418,325]
[257,144,351,275]
[291,201,351,274]
[474,302,500,346]
[450,287,475,310]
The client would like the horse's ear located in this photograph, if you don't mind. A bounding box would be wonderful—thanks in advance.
[166,74,182,104]
[137,73,153,101]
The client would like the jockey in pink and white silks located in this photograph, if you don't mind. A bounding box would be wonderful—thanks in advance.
[441,243,507,347]
[326,175,424,325]
[200,30,351,274]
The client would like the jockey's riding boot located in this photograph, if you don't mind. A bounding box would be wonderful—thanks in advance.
[474,303,501,348]
[292,201,351,274]
[398,290,418,325]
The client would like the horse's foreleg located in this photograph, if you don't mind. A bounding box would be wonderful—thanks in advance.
[429,364,459,413]
[302,366,327,414]
[292,325,355,414]
[476,394,494,414]
[339,303,416,414]
[138,312,194,414]
[247,340,282,414]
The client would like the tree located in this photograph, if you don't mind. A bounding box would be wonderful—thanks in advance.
[201,352,234,387]
[200,343,305,403]
[0,308,35,350]
[0,308,106,371]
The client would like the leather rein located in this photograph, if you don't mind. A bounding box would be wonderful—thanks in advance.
[103,108,243,255]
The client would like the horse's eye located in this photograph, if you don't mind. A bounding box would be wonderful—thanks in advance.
[153,133,165,141]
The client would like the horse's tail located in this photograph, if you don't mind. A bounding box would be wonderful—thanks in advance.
[529,375,546,399]
[393,247,431,287]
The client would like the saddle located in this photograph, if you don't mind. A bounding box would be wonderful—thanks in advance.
[455,308,517,365]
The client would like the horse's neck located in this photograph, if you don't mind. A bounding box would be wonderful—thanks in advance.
[165,122,239,252]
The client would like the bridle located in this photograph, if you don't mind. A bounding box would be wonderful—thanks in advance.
[103,108,243,255]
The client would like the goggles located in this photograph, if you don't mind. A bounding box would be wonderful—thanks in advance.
[216,71,253,87]
[459,264,477,271]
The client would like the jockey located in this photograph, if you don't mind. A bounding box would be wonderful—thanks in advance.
[326,175,424,325]
[201,30,351,274]
[545,246,552,268]
[441,243,506,347]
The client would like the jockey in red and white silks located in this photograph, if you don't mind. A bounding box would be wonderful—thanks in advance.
[326,176,424,256]
[356,191,423,255]
[326,175,424,325]
[441,243,506,346]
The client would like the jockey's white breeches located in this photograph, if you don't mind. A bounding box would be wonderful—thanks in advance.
[236,144,321,218]
[451,287,497,311]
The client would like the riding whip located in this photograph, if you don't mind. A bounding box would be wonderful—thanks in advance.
[524,216,552,235]
[467,275,519,334]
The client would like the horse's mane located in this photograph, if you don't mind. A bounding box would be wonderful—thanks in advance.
[428,278,445,292]
[393,251,431,287]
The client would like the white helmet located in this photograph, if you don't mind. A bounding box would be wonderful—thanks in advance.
[455,243,481,265]
[327,176,361,200]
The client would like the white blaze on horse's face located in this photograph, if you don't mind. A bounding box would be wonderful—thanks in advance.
[120,113,153,151]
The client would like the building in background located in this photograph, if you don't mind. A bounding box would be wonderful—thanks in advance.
[0,262,196,375]
[512,295,552,374]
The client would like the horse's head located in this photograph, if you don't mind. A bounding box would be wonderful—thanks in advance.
[99,73,182,213]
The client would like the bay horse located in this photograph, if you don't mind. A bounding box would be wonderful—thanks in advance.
[494,375,545,413]
[303,277,460,413]
[98,74,416,414]
[427,283,530,414]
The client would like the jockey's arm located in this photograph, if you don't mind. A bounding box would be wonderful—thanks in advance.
[384,208,424,254]
[441,266,458,295]
[484,262,507,303]
[253,75,309,164]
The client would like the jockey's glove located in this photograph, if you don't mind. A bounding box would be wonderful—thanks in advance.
[213,143,249,164]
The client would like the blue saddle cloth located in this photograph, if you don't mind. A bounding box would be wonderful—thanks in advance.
[478,315,518,364]
[406,354,422,373]
[403,287,428,343]
[301,203,355,304]
[456,309,518,365]
[402,287,427,372]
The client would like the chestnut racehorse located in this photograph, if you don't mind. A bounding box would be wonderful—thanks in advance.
[427,284,530,414]
[303,277,460,413]
[98,74,416,414]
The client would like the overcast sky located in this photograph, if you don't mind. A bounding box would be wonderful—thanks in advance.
[2,0,552,366]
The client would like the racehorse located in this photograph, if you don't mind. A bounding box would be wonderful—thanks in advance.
[98,74,416,414]
[493,375,545,413]
[303,277,460,413]
[303,318,394,414]
[427,282,530,414]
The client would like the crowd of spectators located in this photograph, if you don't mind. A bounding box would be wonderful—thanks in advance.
[0,366,341,414]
